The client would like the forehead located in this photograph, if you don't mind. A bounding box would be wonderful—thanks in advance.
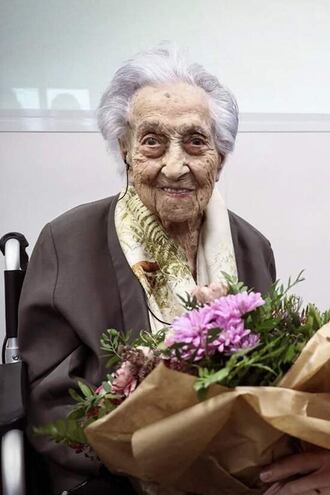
[129,82,212,131]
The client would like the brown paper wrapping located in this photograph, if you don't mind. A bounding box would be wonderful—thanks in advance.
[85,322,330,494]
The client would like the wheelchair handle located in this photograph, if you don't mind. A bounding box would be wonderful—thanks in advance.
[0,233,29,271]
[1,233,29,364]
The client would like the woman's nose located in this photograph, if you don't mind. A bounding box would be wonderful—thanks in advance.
[161,144,189,180]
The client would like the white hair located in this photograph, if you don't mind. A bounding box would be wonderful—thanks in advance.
[97,44,239,166]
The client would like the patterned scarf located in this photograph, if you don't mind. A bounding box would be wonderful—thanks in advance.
[115,186,237,332]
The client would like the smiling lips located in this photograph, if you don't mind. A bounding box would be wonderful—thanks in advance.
[160,186,195,197]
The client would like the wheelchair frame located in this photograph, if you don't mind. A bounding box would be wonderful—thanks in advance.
[0,233,28,495]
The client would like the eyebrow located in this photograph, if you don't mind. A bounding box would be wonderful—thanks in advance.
[176,124,210,137]
[136,121,168,136]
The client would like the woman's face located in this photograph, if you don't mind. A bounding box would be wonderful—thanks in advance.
[121,82,222,226]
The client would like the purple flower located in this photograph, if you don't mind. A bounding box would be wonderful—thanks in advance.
[230,291,265,314]
[165,291,263,362]
[165,306,215,361]
[242,331,260,349]
[210,320,260,354]
[209,291,264,329]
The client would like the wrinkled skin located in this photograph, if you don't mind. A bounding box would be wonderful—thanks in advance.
[119,82,222,275]
[261,449,330,495]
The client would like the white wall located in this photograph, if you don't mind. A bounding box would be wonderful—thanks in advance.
[1,0,330,114]
[1,0,330,343]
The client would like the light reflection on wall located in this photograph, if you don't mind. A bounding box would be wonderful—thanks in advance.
[47,89,91,111]
[2,88,91,111]
[12,88,40,109]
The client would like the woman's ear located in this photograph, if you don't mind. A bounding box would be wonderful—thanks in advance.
[118,138,127,162]
[118,136,132,170]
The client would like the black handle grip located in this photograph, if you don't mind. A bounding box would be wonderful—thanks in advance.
[4,270,26,338]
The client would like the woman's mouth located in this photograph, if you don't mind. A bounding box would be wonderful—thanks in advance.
[160,187,194,197]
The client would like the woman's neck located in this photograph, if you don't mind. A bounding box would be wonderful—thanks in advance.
[161,216,203,279]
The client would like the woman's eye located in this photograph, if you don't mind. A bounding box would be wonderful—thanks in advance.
[142,136,159,146]
[190,137,205,146]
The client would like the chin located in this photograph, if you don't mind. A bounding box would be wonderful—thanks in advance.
[158,210,198,226]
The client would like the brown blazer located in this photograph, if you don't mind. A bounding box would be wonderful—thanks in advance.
[18,194,276,494]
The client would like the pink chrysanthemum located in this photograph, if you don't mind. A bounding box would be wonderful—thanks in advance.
[165,291,264,362]
[210,291,264,329]
[210,320,260,354]
[230,291,265,314]
[165,306,215,361]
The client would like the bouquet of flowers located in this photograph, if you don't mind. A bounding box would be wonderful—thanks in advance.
[36,273,330,495]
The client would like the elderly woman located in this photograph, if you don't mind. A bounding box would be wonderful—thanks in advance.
[18,46,330,495]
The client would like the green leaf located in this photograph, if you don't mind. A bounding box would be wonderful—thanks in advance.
[307,304,322,330]
[33,419,87,445]
[220,272,247,294]
[69,388,83,402]
[321,309,330,326]
[67,408,86,420]
[102,381,111,393]
[106,355,121,369]
[77,381,93,398]
[196,387,208,401]
[194,367,230,391]
[248,363,277,375]
[283,344,297,363]
[177,292,200,311]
